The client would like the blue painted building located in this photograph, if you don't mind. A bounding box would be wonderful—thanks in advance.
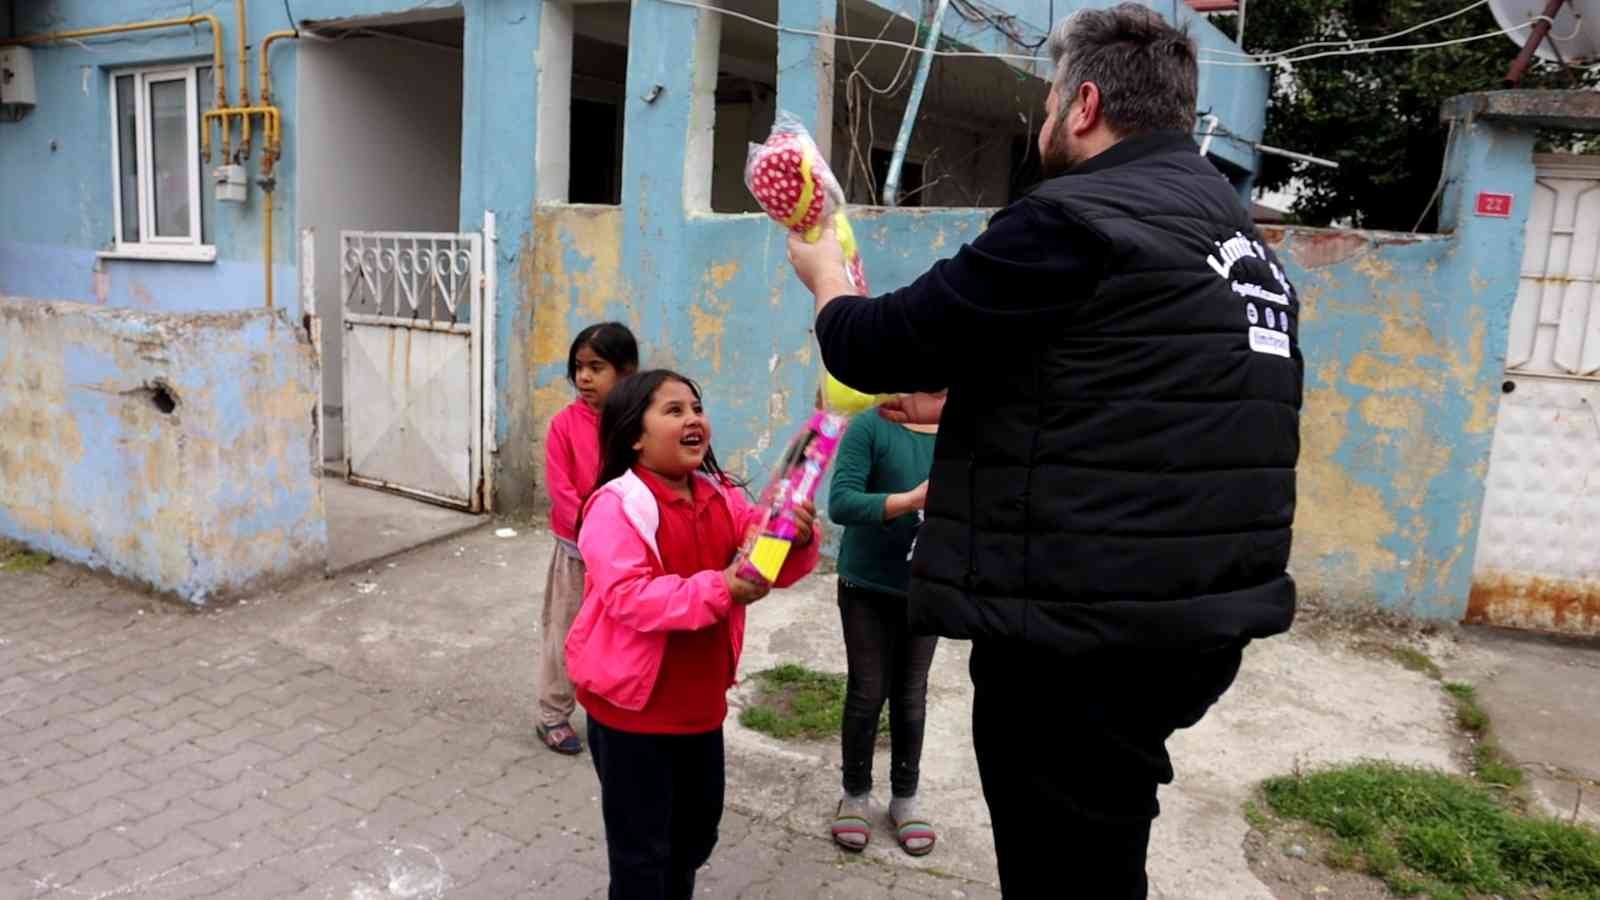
[0,0,1272,601]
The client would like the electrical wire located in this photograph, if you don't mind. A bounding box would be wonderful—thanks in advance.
[1195,18,1558,67]
[1199,0,1491,59]
[652,0,1569,69]
[653,0,1048,61]
[283,0,300,36]
[1412,118,1458,233]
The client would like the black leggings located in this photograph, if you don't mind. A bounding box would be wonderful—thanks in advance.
[587,718,724,900]
[838,579,939,798]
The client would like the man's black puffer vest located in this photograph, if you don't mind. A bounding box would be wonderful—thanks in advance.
[909,132,1304,655]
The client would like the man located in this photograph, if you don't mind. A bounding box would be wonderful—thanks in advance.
[787,5,1303,896]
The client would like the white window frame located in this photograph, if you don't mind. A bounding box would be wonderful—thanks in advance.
[104,64,215,263]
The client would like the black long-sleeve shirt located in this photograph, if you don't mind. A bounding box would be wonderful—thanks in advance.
[816,187,1111,395]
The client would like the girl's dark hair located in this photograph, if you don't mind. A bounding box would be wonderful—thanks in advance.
[591,370,736,504]
[567,322,639,384]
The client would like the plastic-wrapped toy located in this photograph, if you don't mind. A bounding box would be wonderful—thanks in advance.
[745,112,891,416]
[737,410,848,586]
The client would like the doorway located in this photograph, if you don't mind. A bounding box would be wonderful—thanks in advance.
[296,11,485,572]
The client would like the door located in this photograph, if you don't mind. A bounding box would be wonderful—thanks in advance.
[1470,155,1600,635]
[341,230,486,511]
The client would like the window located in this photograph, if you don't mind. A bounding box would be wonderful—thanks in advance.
[562,8,631,206]
[570,95,623,204]
[107,65,214,261]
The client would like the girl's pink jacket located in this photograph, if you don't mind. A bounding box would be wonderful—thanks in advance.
[565,469,820,712]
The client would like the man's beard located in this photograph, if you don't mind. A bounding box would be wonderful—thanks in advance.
[1039,121,1082,179]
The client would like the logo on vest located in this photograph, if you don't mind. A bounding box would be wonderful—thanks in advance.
[1249,326,1291,358]
[1208,231,1294,298]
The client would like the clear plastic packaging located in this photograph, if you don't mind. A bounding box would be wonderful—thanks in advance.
[735,410,848,586]
[745,111,887,415]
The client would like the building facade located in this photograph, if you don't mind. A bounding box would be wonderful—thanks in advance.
[0,0,1269,600]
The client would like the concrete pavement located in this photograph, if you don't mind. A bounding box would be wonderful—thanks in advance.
[1452,626,1600,828]
[3,522,1592,898]
[0,546,981,899]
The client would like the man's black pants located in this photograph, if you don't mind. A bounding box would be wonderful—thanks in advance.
[587,718,724,900]
[970,640,1244,898]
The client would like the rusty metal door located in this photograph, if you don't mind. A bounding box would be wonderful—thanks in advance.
[340,230,485,511]
[1471,155,1600,634]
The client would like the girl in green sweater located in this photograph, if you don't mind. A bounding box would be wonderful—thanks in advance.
[826,398,940,856]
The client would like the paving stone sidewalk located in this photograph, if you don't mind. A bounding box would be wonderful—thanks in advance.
[0,568,991,900]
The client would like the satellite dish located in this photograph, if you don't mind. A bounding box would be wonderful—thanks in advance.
[1490,0,1600,63]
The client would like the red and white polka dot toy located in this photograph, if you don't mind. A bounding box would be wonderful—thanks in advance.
[746,112,884,414]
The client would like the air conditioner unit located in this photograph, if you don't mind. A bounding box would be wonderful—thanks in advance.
[0,46,37,120]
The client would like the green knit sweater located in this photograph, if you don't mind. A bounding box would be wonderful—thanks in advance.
[827,413,936,597]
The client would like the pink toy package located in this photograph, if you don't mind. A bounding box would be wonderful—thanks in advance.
[736,410,848,586]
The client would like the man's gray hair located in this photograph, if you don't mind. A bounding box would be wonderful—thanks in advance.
[1047,3,1198,136]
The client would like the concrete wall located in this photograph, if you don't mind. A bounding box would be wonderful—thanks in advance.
[1260,116,1535,621]
[3,0,1268,530]
[1266,229,1497,618]
[0,298,327,603]
[517,12,1530,627]
[296,35,464,457]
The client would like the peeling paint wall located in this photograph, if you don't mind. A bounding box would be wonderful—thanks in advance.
[1261,112,1534,621]
[0,0,486,596]
[0,298,327,603]
[1262,229,1494,618]
[513,86,1534,627]
[512,204,990,512]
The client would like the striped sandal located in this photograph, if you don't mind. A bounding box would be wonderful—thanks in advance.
[831,801,872,852]
[893,818,937,857]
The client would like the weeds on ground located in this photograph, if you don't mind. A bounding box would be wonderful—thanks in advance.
[1444,681,1525,789]
[0,540,50,574]
[739,664,887,741]
[1392,646,1444,680]
[1260,761,1600,898]
[1374,647,1524,790]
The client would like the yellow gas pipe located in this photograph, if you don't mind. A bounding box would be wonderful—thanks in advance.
[0,15,231,161]
[260,30,298,106]
[253,30,297,312]
[201,18,297,308]
[236,0,253,160]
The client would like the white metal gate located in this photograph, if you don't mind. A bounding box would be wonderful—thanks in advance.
[341,229,490,512]
[1471,155,1600,634]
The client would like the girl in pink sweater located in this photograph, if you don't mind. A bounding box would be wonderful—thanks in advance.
[567,370,819,897]
[537,322,638,754]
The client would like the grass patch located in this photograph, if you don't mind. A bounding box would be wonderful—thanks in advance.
[1442,680,1526,789]
[739,664,886,741]
[1475,741,1527,789]
[1243,799,1272,833]
[1392,646,1443,680]
[0,541,51,574]
[1261,761,1600,899]
[1446,682,1490,734]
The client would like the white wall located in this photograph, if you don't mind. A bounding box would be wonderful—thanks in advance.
[297,36,463,460]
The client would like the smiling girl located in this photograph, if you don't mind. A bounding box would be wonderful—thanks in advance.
[567,369,820,899]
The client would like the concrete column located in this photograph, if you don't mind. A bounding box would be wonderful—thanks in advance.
[1439,116,1537,241]
[617,0,716,353]
[535,1,575,205]
[460,0,542,511]
[619,0,711,214]
[1434,96,1539,610]
[683,10,723,213]
[776,0,836,160]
